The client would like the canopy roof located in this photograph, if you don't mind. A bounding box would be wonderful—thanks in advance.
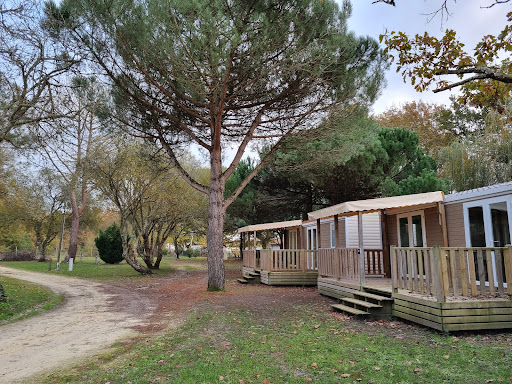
[237,220,303,234]
[307,191,445,220]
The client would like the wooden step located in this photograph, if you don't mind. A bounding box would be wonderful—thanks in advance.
[331,304,368,316]
[248,271,261,276]
[341,297,382,309]
[353,291,393,303]
[237,278,249,284]
[242,274,255,280]
[363,287,392,298]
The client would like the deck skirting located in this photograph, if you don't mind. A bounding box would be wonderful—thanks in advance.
[260,271,318,286]
[392,293,512,331]
[318,277,361,299]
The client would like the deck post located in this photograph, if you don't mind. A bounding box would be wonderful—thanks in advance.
[358,211,365,290]
[334,214,339,248]
[381,210,391,278]
[390,246,398,294]
[504,245,512,299]
[432,245,446,303]
[438,202,449,247]
[316,219,321,249]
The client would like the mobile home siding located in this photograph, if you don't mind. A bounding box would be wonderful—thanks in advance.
[345,212,383,249]
[301,227,308,249]
[387,214,398,247]
[425,206,444,246]
[445,202,466,247]
[338,219,346,248]
[320,222,331,248]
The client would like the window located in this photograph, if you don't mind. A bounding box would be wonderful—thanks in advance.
[397,211,426,247]
[330,223,336,248]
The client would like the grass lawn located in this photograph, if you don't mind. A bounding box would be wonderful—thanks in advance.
[45,302,512,384]
[0,276,63,325]
[1,257,176,281]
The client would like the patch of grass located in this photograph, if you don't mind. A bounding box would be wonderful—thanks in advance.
[44,304,512,384]
[1,257,175,281]
[0,276,63,325]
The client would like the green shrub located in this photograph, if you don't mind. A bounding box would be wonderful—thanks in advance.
[94,223,124,264]
[180,248,200,258]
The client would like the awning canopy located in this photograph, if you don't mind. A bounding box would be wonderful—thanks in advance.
[237,220,303,234]
[307,191,445,220]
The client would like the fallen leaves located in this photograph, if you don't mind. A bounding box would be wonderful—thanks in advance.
[413,367,423,375]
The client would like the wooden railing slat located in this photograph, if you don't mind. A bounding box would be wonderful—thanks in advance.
[417,249,425,294]
[449,249,459,297]
[504,246,512,297]
[477,249,486,295]
[457,249,468,296]
[495,249,505,296]
[486,249,496,296]
[467,249,478,296]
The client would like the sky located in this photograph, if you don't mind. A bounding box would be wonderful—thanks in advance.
[344,0,508,114]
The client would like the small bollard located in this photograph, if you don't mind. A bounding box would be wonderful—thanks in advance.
[48,258,52,271]
[95,255,98,264]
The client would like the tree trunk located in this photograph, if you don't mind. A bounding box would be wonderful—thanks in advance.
[141,235,155,268]
[68,194,81,260]
[206,152,226,291]
[0,282,6,303]
[68,214,80,260]
[174,237,180,260]
[153,248,163,269]
[120,220,152,275]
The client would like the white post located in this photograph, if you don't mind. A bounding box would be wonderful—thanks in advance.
[68,257,74,271]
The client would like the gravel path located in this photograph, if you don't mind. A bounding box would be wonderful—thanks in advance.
[0,266,157,384]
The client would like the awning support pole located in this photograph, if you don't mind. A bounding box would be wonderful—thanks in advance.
[358,211,365,290]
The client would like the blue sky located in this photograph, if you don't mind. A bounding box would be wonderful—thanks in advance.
[345,0,507,114]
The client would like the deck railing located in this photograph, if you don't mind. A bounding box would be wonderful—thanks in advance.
[317,248,385,280]
[391,245,512,301]
[242,249,259,270]
[259,249,317,272]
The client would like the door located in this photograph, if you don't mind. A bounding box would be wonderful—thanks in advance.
[307,227,317,270]
[397,211,426,248]
[464,197,512,286]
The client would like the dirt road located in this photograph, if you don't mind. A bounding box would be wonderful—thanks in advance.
[0,266,159,384]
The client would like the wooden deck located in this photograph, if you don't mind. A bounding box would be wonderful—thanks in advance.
[243,245,512,331]
[390,246,512,331]
[318,246,512,331]
[242,249,318,286]
[393,293,512,332]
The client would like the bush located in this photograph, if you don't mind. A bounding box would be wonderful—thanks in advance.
[0,251,36,261]
[94,223,124,264]
[180,248,200,258]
